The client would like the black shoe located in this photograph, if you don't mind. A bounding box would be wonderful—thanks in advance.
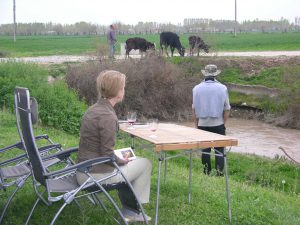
[215,171,224,177]
[122,208,151,222]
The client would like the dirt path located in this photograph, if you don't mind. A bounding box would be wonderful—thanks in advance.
[1,51,300,64]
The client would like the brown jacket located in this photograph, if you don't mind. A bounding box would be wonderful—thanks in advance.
[77,98,126,173]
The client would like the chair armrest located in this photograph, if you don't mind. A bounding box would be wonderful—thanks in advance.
[44,156,114,178]
[0,141,24,153]
[38,144,62,153]
[34,134,49,141]
[0,135,50,153]
[41,147,78,161]
[0,153,27,166]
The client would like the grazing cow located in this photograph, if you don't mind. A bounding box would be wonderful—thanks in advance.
[188,35,210,56]
[125,37,155,58]
[160,32,185,57]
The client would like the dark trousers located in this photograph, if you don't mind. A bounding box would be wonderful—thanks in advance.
[118,185,140,213]
[198,124,226,175]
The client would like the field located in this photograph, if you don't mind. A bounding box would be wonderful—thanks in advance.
[1,32,300,57]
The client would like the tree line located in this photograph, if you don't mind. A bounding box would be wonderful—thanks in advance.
[0,18,299,36]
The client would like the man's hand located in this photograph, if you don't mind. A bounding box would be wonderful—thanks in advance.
[223,110,230,124]
[192,108,198,128]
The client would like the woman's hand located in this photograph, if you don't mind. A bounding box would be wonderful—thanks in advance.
[123,152,131,162]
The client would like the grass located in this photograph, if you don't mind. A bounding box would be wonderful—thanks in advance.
[201,32,300,52]
[1,32,300,57]
[1,110,300,225]
[220,67,285,88]
[169,55,300,114]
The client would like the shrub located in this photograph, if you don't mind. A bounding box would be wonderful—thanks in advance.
[0,61,86,135]
[34,81,87,134]
[0,62,48,111]
[0,51,9,58]
[66,55,193,121]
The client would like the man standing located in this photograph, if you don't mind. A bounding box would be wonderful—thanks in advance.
[192,64,231,175]
[107,24,117,59]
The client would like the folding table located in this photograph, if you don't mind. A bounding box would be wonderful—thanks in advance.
[120,123,238,225]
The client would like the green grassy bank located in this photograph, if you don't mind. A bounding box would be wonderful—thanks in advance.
[1,110,300,225]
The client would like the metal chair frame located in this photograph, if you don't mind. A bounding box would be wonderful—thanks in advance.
[15,87,148,225]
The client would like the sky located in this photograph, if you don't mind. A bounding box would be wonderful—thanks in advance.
[0,0,299,26]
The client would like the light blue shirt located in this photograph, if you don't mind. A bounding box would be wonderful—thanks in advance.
[192,79,231,126]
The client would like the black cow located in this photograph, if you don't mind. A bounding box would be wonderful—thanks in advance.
[188,35,210,56]
[160,32,185,57]
[125,37,155,58]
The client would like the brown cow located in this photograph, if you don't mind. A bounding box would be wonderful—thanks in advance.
[188,35,209,56]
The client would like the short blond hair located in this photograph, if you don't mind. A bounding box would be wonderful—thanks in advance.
[96,70,126,99]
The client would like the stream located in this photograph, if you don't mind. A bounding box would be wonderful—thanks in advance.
[181,118,300,161]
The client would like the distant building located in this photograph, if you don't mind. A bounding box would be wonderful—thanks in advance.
[295,17,300,26]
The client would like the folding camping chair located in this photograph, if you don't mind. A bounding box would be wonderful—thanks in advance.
[0,152,31,223]
[15,87,149,225]
[0,91,74,224]
[0,145,76,224]
[0,96,61,155]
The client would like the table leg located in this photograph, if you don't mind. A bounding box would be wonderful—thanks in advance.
[188,151,193,204]
[155,156,163,225]
[164,151,167,183]
[224,153,232,222]
[130,135,135,150]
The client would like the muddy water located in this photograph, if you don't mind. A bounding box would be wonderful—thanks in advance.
[180,118,300,160]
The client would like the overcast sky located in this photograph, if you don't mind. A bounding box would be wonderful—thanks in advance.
[0,0,299,26]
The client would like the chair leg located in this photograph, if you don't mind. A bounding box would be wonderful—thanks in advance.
[50,202,68,225]
[93,193,108,212]
[90,178,128,225]
[0,186,22,224]
[117,167,149,225]
[109,162,149,224]
[0,174,29,224]
[73,199,82,209]
[24,197,41,225]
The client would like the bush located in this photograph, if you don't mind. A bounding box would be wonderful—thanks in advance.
[66,55,193,121]
[0,62,48,110]
[34,81,87,134]
[0,51,9,58]
[0,62,86,134]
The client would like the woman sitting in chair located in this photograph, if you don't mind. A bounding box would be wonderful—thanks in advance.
[76,70,152,222]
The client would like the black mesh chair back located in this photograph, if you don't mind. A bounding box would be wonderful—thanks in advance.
[15,87,47,186]
[0,87,74,224]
